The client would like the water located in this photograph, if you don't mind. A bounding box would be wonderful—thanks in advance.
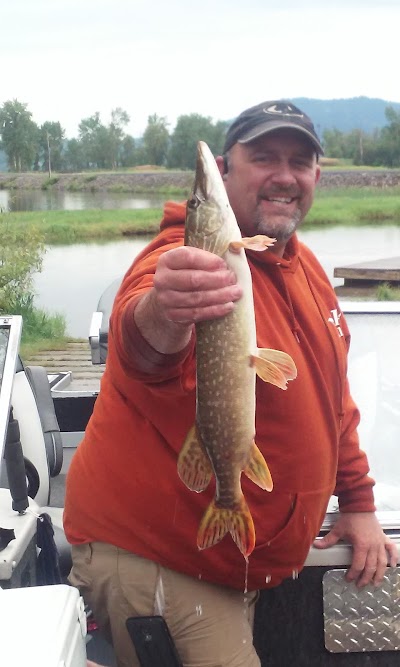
[0,188,166,212]
[33,239,151,337]
[31,224,400,338]
[299,223,400,287]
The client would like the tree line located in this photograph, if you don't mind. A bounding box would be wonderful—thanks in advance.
[320,107,400,167]
[1,99,400,172]
[0,100,227,173]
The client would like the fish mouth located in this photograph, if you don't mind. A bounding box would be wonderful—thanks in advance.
[192,154,207,203]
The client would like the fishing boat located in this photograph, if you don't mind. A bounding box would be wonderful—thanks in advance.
[1,290,400,666]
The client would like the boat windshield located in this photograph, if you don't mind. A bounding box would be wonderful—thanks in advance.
[331,304,400,512]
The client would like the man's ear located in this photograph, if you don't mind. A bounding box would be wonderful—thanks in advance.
[215,155,227,179]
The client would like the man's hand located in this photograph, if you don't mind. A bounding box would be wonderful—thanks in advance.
[313,512,398,587]
[134,246,242,354]
[152,246,242,324]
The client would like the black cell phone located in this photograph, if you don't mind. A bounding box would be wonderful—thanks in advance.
[125,615,183,667]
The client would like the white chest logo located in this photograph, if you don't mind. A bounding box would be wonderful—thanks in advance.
[328,309,343,337]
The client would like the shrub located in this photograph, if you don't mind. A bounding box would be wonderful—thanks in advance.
[41,176,60,190]
[0,212,44,311]
[376,282,400,301]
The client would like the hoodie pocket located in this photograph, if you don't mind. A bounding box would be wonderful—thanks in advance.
[252,488,332,582]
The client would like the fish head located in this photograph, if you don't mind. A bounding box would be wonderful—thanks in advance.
[185,141,240,255]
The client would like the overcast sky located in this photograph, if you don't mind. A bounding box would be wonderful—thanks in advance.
[2,0,398,139]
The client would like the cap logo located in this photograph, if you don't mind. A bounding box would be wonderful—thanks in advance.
[262,103,304,119]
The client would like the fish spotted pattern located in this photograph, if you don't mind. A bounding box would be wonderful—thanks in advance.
[177,141,297,558]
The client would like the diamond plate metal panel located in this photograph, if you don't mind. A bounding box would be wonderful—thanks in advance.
[323,568,400,653]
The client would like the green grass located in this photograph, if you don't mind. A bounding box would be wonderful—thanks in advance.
[375,282,400,301]
[2,208,164,243]
[2,294,70,357]
[304,186,400,227]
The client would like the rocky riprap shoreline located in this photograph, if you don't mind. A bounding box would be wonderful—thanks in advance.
[1,169,400,193]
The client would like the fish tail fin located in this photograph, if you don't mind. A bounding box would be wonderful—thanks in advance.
[197,496,255,558]
[244,441,273,491]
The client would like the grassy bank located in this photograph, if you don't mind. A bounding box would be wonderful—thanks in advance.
[3,186,400,244]
[305,186,400,226]
[4,296,72,359]
[4,208,164,243]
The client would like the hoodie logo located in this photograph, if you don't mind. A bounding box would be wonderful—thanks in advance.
[328,309,343,337]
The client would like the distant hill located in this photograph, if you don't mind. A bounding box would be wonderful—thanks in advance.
[291,96,400,136]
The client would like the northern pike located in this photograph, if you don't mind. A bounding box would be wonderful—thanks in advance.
[177,141,297,558]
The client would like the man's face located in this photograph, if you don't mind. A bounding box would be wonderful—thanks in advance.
[218,129,321,255]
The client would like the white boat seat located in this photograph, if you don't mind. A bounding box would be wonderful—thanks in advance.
[9,363,71,577]
[89,277,121,365]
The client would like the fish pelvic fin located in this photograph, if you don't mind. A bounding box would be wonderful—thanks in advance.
[244,441,273,491]
[229,235,276,254]
[177,425,213,492]
[251,348,297,390]
[197,496,256,558]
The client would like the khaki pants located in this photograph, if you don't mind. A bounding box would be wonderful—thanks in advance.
[69,542,260,667]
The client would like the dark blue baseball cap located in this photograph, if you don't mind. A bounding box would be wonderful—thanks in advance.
[223,100,324,155]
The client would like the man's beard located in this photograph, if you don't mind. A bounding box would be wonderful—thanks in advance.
[253,206,302,243]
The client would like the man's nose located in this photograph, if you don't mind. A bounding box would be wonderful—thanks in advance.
[270,161,296,185]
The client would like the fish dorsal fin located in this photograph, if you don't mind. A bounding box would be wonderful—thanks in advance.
[251,348,297,389]
[244,441,273,491]
[177,425,213,492]
[229,235,276,254]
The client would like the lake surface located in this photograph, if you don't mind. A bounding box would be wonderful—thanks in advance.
[32,225,400,338]
[0,188,166,211]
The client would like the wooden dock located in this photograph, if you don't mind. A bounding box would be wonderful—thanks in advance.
[334,256,400,297]
[23,341,104,393]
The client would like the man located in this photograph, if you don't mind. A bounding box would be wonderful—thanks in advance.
[64,100,398,667]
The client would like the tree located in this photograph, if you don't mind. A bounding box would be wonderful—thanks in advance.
[63,138,86,172]
[322,128,347,159]
[0,99,39,171]
[119,135,137,168]
[78,112,105,168]
[380,106,400,167]
[78,108,130,169]
[35,121,65,173]
[142,114,169,166]
[168,114,224,169]
[108,107,130,169]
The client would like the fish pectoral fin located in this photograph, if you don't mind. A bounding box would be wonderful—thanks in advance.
[244,441,273,491]
[251,348,297,389]
[197,496,255,558]
[229,235,276,254]
[177,425,213,492]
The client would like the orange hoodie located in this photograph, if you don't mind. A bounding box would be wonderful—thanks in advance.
[64,201,375,591]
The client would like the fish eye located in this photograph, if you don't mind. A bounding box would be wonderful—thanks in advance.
[188,195,200,209]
